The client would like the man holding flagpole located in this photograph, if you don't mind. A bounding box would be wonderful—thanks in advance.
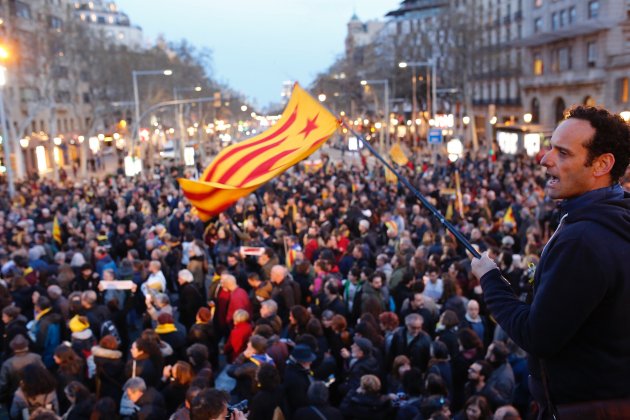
[472,106,630,418]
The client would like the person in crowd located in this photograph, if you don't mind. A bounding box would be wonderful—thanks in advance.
[91,334,125,402]
[454,395,493,420]
[10,363,59,419]
[125,376,168,419]
[0,334,45,405]
[388,313,432,373]
[61,381,95,420]
[339,337,382,396]
[29,296,63,368]
[248,363,287,420]
[340,374,390,419]
[159,361,194,414]
[483,341,515,410]
[223,309,252,363]
[284,344,316,416]
[294,380,343,420]
[176,269,204,330]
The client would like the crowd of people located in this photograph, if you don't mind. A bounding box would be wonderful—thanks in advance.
[0,136,626,420]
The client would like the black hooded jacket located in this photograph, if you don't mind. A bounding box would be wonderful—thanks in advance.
[481,186,630,404]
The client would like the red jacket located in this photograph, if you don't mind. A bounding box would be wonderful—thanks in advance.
[226,287,252,324]
[224,321,252,363]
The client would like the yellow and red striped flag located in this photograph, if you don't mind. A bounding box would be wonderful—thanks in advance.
[52,216,62,245]
[179,83,339,220]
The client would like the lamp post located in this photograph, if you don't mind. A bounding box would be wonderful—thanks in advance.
[360,79,390,152]
[0,64,14,197]
[399,60,436,148]
[173,86,202,164]
[131,69,172,167]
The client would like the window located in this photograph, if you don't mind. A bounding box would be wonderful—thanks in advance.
[587,41,597,67]
[560,10,566,27]
[554,98,566,123]
[19,87,39,102]
[48,15,62,29]
[534,17,543,33]
[531,97,540,123]
[55,90,71,103]
[533,52,544,75]
[617,78,629,103]
[569,6,576,23]
[588,1,599,19]
[558,47,572,71]
[83,92,90,104]
[15,1,31,20]
[552,12,558,30]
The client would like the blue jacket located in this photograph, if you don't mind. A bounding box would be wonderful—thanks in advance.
[480,185,630,403]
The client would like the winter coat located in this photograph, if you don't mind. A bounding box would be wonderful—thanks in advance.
[283,360,313,415]
[339,389,391,420]
[223,322,252,363]
[92,345,125,402]
[388,326,432,373]
[178,282,204,329]
[0,351,45,405]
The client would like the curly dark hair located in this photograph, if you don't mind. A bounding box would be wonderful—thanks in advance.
[19,363,57,397]
[567,105,630,183]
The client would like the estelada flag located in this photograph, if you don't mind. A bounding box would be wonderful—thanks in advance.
[503,205,517,228]
[179,83,339,221]
[52,216,62,245]
[389,142,409,166]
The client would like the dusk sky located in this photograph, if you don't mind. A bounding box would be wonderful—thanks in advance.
[115,0,400,108]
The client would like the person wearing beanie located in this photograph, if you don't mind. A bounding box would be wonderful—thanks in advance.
[69,315,96,359]
[155,313,186,363]
[0,334,45,405]
[177,269,204,330]
[91,334,125,402]
[187,307,219,370]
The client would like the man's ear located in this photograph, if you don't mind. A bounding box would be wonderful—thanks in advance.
[593,153,615,178]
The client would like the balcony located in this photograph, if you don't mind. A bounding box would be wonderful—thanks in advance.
[521,69,607,89]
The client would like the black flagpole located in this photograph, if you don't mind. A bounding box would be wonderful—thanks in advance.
[341,120,482,259]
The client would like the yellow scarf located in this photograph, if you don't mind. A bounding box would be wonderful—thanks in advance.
[35,307,52,321]
[155,323,177,334]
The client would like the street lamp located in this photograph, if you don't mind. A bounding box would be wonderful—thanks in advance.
[174,85,203,164]
[399,60,437,147]
[131,69,173,161]
[360,79,390,152]
[523,113,533,124]
[620,110,630,122]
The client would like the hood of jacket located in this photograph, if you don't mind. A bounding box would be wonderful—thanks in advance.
[91,345,122,359]
[565,190,630,242]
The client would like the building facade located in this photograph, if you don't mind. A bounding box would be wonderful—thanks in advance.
[519,0,630,132]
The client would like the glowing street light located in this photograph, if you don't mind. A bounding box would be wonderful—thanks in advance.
[523,113,533,123]
[620,110,630,122]
[462,116,471,125]
[318,93,327,102]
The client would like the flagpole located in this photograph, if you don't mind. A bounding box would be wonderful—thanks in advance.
[341,120,481,259]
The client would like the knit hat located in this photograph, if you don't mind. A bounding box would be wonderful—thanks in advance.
[354,337,373,356]
[157,313,174,325]
[69,315,90,333]
[197,307,211,323]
